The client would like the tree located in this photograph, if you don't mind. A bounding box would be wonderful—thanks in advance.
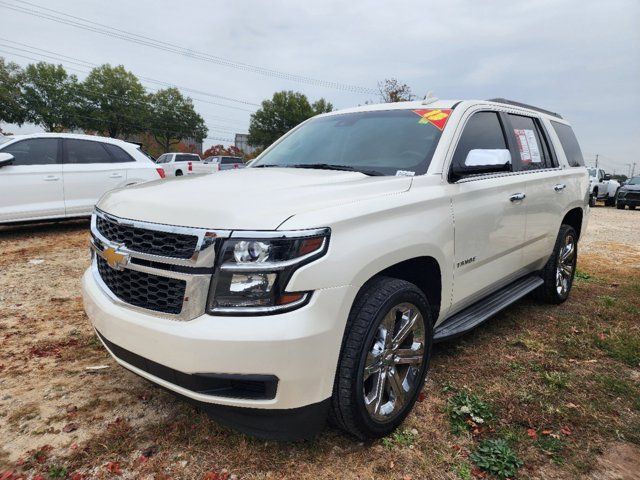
[248,91,333,148]
[202,144,244,158]
[378,78,415,103]
[0,58,25,127]
[21,62,80,132]
[148,87,208,153]
[80,64,148,138]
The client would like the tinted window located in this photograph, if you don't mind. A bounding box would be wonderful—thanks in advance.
[176,154,199,162]
[65,139,113,164]
[507,114,552,170]
[104,144,134,162]
[222,157,239,165]
[452,112,510,173]
[551,121,584,167]
[1,138,59,166]
[252,109,446,176]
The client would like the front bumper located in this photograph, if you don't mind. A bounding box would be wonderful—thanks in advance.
[82,269,355,411]
[617,193,640,206]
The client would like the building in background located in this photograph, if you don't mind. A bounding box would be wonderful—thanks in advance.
[235,133,257,154]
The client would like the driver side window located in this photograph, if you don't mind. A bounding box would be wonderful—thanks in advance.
[1,138,60,166]
[450,112,511,180]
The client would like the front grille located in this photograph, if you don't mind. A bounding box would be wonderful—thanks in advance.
[97,257,186,314]
[96,215,198,259]
[625,192,640,200]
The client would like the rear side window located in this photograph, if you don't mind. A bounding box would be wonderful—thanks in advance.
[1,138,59,165]
[507,114,553,170]
[551,121,584,167]
[222,157,238,165]
[176,154,199,162]
[65,139,113,164]
[104,144,135,162]
[452,111,510,173]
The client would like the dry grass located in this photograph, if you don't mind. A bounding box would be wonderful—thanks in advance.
[0,210,639,479]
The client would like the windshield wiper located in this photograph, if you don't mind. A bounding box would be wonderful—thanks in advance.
[287,163,384,176]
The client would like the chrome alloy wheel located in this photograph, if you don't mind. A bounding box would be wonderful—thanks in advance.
[556,233,576,296]
[362,302,425,422]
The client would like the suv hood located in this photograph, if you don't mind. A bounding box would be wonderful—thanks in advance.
[98,167,412,230]
[621,184,640,191]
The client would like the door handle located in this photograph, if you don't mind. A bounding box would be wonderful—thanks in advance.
[509,193,526,202]
[108,173,123,178]
[554,183,566,192]
[44,175,60,181]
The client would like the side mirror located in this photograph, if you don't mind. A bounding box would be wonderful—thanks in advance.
[0,152,15,168]
[603,174,611,181]
[452,149,511,177]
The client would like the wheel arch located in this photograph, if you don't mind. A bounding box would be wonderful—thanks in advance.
[561,207,584,240]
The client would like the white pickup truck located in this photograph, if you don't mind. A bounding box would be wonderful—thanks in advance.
[83,98,589,441]
[588,167,620,206]
[155,152,212,176]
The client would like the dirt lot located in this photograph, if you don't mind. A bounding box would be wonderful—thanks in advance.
[1,205,639,479]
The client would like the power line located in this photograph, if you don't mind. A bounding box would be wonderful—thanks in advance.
[0,38,259,107]
[1,0,376,95]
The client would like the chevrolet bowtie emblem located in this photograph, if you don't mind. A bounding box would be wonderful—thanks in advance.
[103,246,130,271]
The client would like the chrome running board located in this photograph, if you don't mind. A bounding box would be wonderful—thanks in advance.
[434,275,544,342]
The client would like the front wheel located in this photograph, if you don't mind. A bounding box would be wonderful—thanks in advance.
[331,277,433,439]
[535,225,578,304]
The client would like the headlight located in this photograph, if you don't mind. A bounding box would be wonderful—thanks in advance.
[206,228,330,315]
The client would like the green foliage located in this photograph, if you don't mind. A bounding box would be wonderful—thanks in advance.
[453,462,472,480]
[470,439,523,479]
[0,58,25,126]
[542,371,569,390]
[21,62,80,132]
[248,90,333,148]
[80,64,148,138]
[48,465,68,478]
[381,428,416,448]
[595,333,640,367]
[148,87,208,152]
[598,295,616,307]
[534,436,566,464]
[447,391,494,434]
[575,269,591,281]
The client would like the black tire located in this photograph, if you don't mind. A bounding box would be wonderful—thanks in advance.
[630,205,637,210]
[616,199,625,210]
[330,276,433,439]
[604,195,615,207]
[588,193,596,207]
[175,170,183,176]
[535,225,578,304]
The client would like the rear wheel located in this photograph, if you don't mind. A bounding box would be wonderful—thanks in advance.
[176,170,183,176]
[535,225,578,304]
[630,205,637,210]
[331,277,433,439]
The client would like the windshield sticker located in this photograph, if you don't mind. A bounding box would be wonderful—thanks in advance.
[396,170,415,177]
[412,109,452,130]
[514,128,542,163]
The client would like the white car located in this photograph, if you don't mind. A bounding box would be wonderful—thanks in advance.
[588,167,620,206]
[83,98,589,441]
[155,152,212,176]
[0,133,163,224]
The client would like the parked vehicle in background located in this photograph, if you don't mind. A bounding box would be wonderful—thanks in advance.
[203,155,245,171]
[0,133,163,224]
[616,176,640,210]
[155,152,211,176]
[588,167,619,206]
[83,98,589,441]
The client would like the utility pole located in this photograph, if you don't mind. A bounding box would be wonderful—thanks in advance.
[632,162,637,178]
[595,154,599,168]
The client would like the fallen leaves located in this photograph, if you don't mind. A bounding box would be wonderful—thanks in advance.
[62,423,79,433]
[105,462,122,475]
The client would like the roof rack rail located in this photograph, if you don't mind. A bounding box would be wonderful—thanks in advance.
[487,98,562,119]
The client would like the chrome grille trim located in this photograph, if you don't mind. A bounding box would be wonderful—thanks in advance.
[90,210,231,321]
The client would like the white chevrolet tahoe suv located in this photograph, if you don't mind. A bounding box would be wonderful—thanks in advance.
[82,98,589,440]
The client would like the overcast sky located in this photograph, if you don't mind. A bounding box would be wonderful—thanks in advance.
[1,0,638,174]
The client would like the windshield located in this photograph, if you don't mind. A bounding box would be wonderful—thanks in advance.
[251,110,446,176]
[588,168,596,177]
[628,176,640,185]
[0,136,12,146]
